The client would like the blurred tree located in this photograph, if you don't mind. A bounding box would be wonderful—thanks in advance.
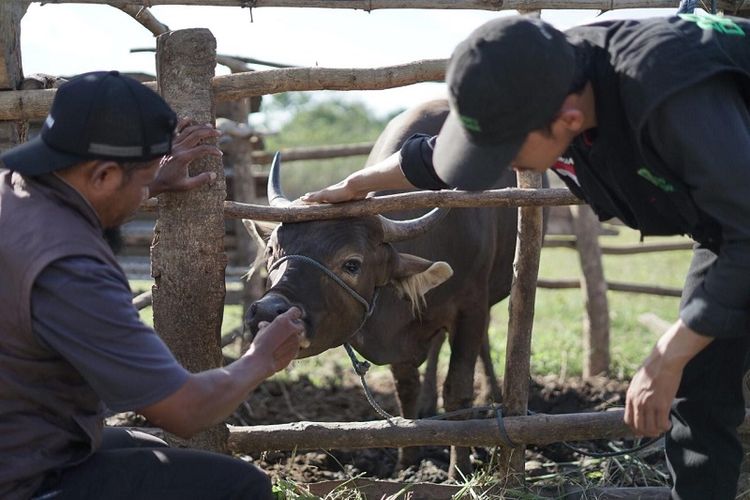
[262,93,403,198]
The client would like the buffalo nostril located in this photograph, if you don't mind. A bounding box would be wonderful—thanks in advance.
[250,303,258,315]
[275,307,288,316]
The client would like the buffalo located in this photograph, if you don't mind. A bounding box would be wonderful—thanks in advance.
[244,99,528,478]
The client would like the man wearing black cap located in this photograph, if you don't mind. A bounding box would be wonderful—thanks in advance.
[0,71,303,499]
[304,13,750,499]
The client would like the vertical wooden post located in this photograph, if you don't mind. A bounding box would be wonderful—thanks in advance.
[152,28,228,452]
[0,0,30,152]
[571,205,610,378]
[498,170,544,485]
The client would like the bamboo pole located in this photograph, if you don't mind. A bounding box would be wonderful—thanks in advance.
[139,188,584,221]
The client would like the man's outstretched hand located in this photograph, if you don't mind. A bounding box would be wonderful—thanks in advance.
[624,319,712,437]
[246,307,305,378]
[149,119,223,197]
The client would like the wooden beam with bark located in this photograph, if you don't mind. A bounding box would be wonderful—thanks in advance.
[0,61,446,121]
[117,5,170,36]
[139,187,584,220]
[31,0,739,10]
[0,0,31,151]
[250,142,373,164]
[498,170,544,483]
[151,28,228,453]
[227,410,633,453]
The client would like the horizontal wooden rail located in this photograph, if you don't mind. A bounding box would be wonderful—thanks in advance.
[0,60,446,120]
[228,410,632,453]
[537,279,682,297]
[543,239,694,254]
[30,0,738,10]
[139,187,583,221]
[250,142,374,164]
[306,479,672,500]
[228,408,750,453]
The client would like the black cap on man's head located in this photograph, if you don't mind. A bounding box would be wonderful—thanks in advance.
[433,16,576,190]
[1,70,177,176]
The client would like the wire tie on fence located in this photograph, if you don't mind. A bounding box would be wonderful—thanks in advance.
[492,403,517,448]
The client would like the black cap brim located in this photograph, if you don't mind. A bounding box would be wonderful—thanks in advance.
[433,108,525,191]
[0,134,86,175]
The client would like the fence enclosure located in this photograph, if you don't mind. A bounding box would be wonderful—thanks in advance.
[6,1,747,497]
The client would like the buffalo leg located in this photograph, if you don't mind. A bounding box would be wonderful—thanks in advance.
[444,311,486,479]
[390,361,423,471]
[477,329,502,405]
[417,329,447,418]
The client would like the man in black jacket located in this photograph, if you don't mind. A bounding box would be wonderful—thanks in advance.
[304,14,750,499]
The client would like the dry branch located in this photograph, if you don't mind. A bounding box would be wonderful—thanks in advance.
[212,59,446,102]
[228,410,631,453]
[117,6,170,36]
[543,239,694,254]
[139,188,583,220]
[32,1,738,10]
[305,479,672,500]
[0,61,445,120]
[250,142,374,164]
[537,279,682,297]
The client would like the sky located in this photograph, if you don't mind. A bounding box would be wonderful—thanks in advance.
[19,4,675,121]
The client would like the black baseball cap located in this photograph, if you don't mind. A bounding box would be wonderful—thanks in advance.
[1,70,177,175]
[433,16,576,190]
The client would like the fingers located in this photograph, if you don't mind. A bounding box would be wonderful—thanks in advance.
[173,123,221,149]
[625,391,671,437]
[301,186,365,204]
[172,171,217,192]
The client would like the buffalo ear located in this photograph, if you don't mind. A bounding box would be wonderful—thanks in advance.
[391,253,453,314]
[242,219,278,246]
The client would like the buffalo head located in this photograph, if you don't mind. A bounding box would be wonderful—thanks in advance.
[243,154,453,358]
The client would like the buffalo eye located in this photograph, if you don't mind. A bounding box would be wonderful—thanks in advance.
[343,259,362,275]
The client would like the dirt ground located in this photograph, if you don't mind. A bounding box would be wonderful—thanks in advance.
[222,367,670,489]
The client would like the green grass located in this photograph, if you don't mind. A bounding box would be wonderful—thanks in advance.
[488,226,692,380]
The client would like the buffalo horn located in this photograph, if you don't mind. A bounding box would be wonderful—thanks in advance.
[379,207,450,243]
[267,152,291,207]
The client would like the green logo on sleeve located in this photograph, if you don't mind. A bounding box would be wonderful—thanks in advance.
[459,115,482,132]
[678,13,745,36]
[638,167,675,192]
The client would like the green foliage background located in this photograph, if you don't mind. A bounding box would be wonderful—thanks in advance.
[258,93,400,199]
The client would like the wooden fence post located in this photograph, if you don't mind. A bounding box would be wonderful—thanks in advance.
[571,205,610,377]
[0,0,30,152]
[152,28,228,452]
[498,170,544,486]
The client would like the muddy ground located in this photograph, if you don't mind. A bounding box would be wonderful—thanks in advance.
[221,367,669,490]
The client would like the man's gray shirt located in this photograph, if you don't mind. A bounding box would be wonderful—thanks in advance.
[31,256,189,412]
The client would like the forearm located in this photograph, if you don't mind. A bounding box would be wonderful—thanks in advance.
[649,319,713,370]
[344,152,415,195]
[140,353,273,438]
